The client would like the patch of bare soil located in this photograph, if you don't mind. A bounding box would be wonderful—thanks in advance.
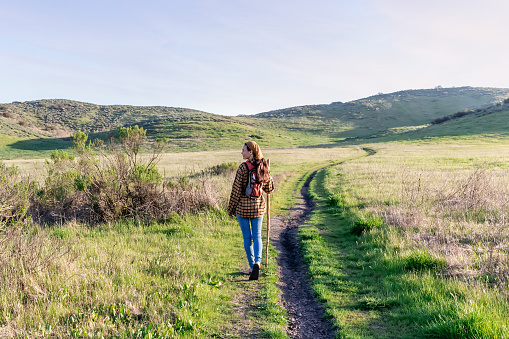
[270,170,336,339]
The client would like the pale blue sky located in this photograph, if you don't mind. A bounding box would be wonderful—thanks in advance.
[1,0,508,115]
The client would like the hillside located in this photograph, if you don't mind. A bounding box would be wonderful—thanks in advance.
[252,86,509,140]
[0,100,301,156]
[388,99,509,141]
[0,100,227,137]
[1,86,509,158]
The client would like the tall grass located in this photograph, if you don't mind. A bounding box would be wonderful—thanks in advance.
[0,143,361,337]
[0,158,248,337]
[297,142,509,338]
[336,143,509,284]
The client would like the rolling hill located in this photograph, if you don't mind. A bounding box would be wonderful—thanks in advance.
[1,86,509,158]
[251,86,509,140]
[382,98,509,142]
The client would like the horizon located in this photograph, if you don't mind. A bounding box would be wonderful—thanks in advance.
[4,85,508,116]
[2,1,509,116]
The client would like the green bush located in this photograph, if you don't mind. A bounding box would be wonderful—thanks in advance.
[403,250,446,271]
[131,164,162,185]
[327,192,346,207]
[50,149,74,162]
[207,162,238,176]
[350,214,384,236]
[31,130,220,224]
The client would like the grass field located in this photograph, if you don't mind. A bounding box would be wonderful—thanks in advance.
[300,142,509,338]
[0,145,360,338]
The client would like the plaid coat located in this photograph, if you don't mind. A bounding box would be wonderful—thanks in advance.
[227,161,275,218]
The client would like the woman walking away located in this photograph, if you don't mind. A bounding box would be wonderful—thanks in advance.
[228,141,274,280]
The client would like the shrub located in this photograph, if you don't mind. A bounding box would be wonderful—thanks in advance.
[31,129,220,224]
[327,192,346,207]
[71,131,88,152]
[403,250,446,271]
[431,110,474,125]
[350,214,384,236]
[50,149,74,162]
[207,162,238,176]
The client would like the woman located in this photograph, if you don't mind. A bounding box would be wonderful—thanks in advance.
[228,141,274,280]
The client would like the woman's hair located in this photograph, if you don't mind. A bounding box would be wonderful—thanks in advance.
[245,141,270,183]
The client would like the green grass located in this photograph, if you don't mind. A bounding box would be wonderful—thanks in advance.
[254,86,509,141]
[3,209,291,338]
[6,121,509,338]
[297,144,509,338]
[0,136,72,159]
[0,145,362,338]
[403,108,509,141]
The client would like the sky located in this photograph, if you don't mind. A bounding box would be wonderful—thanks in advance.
[1,0,509,115]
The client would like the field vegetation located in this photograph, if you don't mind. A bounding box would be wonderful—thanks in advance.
[253,86,509,141]
[3,86,509,337]
[300,142,509,337]
[0,130,360,337]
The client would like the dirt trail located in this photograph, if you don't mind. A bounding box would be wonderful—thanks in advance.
[228,150,373,338]
[269,169,336,339]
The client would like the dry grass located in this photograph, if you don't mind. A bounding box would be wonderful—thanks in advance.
[0,144,361,336]
[0,164,77,336]
[333,143,509,284]
[3,145,360,180]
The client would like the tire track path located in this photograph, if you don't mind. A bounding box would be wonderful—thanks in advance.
[269,168,336,339]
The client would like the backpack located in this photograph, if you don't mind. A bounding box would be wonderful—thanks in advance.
[245,161,262,198]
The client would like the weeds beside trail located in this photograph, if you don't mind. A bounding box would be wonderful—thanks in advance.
[300,144,509,338]
[0,140,361,337]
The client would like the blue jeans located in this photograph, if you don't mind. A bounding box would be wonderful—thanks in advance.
[236,213,263,269]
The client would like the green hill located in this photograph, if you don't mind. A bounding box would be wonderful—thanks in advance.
[0,100,306,157]
[252,86,509,141]
[385,99,509,142]
[1,86,509,158]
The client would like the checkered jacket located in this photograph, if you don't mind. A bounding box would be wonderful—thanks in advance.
[227,162,275,218]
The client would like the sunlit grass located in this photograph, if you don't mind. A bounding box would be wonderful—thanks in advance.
[299,141,509,338]
[0,145,360,337]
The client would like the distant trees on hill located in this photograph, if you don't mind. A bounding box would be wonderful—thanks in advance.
[431,110,475,125]
[431,97,509,125]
